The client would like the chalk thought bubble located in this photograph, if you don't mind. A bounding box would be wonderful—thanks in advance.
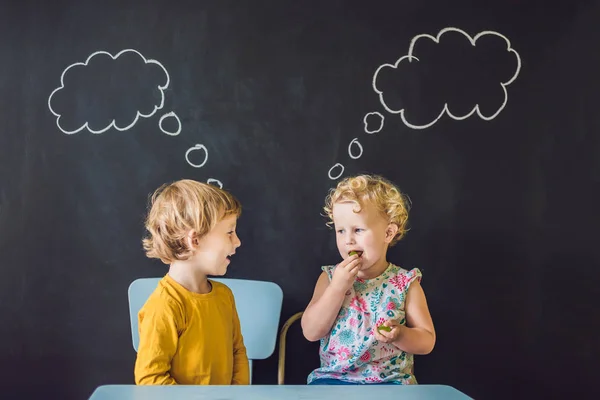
[372,27,521,129]
[48,49,171,134]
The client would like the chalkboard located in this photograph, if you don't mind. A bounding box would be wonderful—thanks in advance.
[1,1,599,399]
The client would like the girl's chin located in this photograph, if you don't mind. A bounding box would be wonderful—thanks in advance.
[358,259,371,270]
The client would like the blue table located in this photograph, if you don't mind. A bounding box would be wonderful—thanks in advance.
[88,384,472,399]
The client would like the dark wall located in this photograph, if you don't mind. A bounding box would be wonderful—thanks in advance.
[1,1,598,399]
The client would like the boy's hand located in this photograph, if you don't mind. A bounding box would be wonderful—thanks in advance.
[330,254,361,294]
[374,319,404,343]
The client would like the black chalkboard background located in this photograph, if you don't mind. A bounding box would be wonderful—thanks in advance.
[1,1,599,399]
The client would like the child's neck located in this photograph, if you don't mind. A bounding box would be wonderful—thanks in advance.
[168,261,212,294]
[358,257,390,280]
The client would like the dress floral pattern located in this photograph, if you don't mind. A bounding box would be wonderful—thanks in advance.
[307,263,422,384]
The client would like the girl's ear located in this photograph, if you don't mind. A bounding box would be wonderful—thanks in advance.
[384,223,399,244]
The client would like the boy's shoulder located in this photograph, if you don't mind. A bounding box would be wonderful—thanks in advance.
[140,277,237,318]
[209,279,228,289]
[143,276,186,311]
[208,279,234,298]
[155,276,234,303]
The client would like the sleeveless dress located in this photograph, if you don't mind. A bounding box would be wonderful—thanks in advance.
[307,263,422,384]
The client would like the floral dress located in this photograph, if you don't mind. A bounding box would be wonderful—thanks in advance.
[307,263,422,384]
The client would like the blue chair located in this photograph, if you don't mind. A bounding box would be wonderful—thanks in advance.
[128,276,284,383]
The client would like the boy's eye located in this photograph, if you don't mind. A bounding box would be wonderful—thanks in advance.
[336,229,345,234]
[355,228,364,233]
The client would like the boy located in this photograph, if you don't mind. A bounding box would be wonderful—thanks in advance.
[134,179,249,385]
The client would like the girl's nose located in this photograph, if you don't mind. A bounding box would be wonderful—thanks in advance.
[345,233,355,245]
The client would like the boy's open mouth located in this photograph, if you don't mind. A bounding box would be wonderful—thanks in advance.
[348,250,363,257]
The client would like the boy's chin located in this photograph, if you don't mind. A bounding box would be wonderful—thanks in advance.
[205,265,228,277]
[217,264,229,275]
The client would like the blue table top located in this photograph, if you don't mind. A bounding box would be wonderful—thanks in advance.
[89,384,472,400]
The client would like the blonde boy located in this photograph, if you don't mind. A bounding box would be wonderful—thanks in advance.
[134,179,249,385]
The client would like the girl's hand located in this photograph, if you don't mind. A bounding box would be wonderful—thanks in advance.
[374,319,404,343]
[330,254,361,294]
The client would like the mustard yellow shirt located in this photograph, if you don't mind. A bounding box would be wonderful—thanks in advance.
[134,274,249,385]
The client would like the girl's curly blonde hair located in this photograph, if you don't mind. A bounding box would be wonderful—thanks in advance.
[142,179,241,264]
[323,174,410,246]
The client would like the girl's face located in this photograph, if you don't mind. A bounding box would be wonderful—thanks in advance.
[332,201,397,278]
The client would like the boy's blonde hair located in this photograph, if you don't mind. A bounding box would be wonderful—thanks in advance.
[324,174,410,246]
[142,179,241,264]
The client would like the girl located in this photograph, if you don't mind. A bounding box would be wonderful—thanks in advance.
[302,174,435,385]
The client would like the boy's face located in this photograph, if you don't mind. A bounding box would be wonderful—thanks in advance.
[192,214,241,276]
[332,200,395,275]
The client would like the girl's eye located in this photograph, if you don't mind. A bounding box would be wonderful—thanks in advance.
[337,229,345,234]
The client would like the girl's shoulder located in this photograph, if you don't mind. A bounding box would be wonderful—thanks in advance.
[390,264,422,278]
[384,264,423,293]
[320,265,336,280]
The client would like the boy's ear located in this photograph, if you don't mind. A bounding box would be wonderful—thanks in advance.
[185,230,200,250]
[384,223,399,243]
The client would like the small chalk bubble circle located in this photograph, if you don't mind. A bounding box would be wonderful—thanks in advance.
[348,138,363,160]
[185,144,208,168]
[328,163,344,180]
[159,111,182,136]
[207,178,223,189]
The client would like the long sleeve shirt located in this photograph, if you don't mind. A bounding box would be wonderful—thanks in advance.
[134,274,249,385]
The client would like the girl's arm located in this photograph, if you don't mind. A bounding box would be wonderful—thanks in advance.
[302,256,362,341]
[301,272,347,341]
[391,281,436,354]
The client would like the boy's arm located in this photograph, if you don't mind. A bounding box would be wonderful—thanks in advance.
[134,297,180,385]
[230,295,250,385]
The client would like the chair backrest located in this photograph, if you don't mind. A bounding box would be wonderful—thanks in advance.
[277,311,304,385]
[128,277,284,362]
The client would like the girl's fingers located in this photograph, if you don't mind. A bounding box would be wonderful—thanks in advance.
[342,254,359,267]
[377,326,396,340]
[345,257,360,270]
[375,327,393,342]
[347,262,361,275]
